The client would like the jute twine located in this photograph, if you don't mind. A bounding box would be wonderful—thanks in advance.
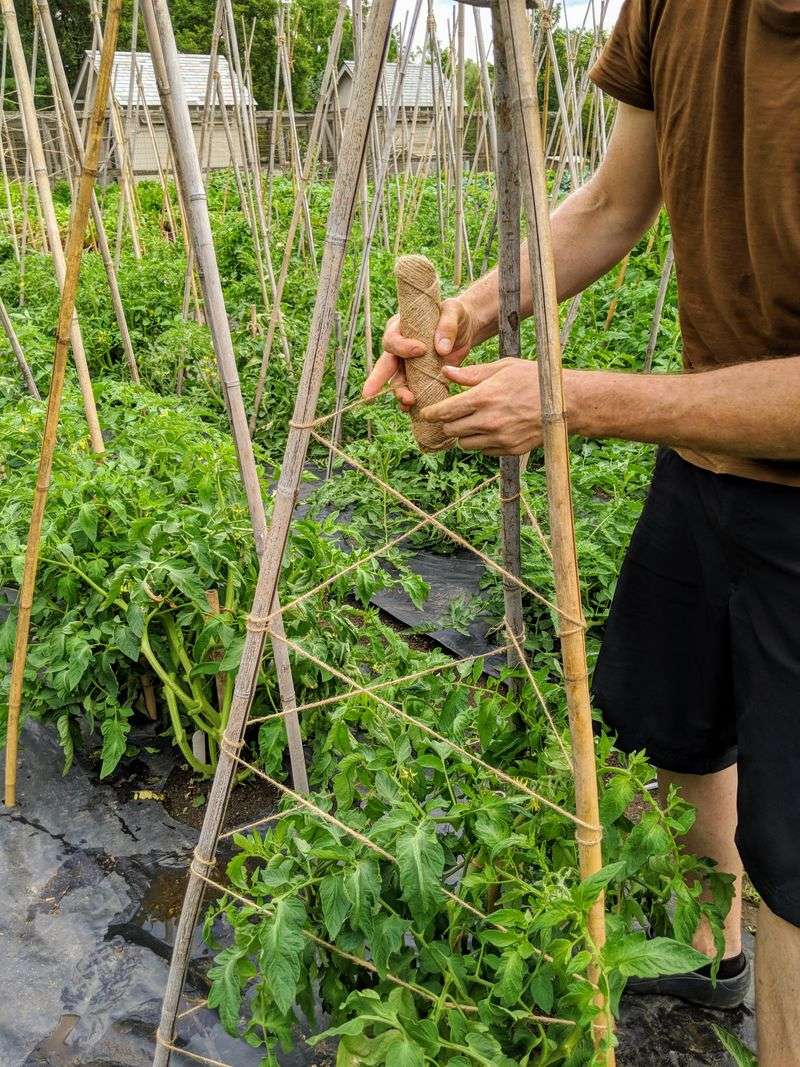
[395,254,455,453]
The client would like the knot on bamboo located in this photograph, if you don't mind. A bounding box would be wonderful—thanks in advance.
[395,254,454,453]
[538,6,556,31]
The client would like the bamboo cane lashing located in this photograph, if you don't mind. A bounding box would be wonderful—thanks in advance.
[394,254,455,452]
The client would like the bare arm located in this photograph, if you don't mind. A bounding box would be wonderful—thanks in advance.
[420,356,800,461]
[364,102,661,400]
[464,103,662,345]
[567,357,800,460]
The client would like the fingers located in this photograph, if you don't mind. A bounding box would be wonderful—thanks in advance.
[383,314,427,360]
[423,391,478,424]
[391,365,415,411]
[457,436,534,456]
[434,298,463,357]
[443,361,507,386]
[363,351,400,399]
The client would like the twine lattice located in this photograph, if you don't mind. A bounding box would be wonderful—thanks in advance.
[161,385,605,1057]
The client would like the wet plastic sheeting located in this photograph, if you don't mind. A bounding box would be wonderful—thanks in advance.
[0,723,332,1067]
[371,547,505,673]
[1,721,758,1066]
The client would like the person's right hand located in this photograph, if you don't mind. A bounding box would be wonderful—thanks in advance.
[362,296,476,411]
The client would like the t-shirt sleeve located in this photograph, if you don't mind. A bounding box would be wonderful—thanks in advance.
[589,0,654,111]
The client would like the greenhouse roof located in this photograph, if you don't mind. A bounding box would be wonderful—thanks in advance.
[339,60,451,107]
[83,50,255,109]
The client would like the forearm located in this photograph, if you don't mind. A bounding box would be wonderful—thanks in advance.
[461,178,655,347]
[567,357,800,460]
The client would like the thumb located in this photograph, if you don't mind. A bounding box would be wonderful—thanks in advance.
[443,361,505,386]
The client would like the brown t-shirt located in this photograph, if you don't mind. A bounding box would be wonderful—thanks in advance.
[589,0,800,485]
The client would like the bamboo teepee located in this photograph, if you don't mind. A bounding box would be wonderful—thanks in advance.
[152,0,616,1063]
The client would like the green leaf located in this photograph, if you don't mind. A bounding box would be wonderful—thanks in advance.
[346,859,381,931]
[258,897,307,1015]
[604,933,709,979]
[599,774,636,824]
[495,949,525,1006]
[320,874,351,940]
[711,1025,758,1067]
[385,1036,425,1067]
[529,968,554,1014]
[99,707,130,778]
[219,635,244,672]
[114,624,140,662]
[573,861,625,910]
[56,713,74,775]
[77,504,98,543]
[623,812,672,873]
[65,639,93,692]
[208,944,255,1036]
[672,882,701,945]
[126,601,144,639]
[367,914,406,976]
[395,823,444,924]
[308,1016,367,1045]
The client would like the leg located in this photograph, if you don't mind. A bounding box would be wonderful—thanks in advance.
[756,903,800,1067]
[658,765,743,958]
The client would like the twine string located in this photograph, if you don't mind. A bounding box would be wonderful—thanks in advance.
[313,429,584,627]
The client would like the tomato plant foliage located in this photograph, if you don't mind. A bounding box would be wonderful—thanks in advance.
[0,174,725,1062]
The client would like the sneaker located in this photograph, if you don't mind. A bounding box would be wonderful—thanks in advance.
[625,953,751,1010]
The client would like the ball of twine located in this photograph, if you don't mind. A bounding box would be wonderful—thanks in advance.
[395,254,455,453]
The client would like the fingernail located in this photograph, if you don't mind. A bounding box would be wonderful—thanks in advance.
[437,337,453,354]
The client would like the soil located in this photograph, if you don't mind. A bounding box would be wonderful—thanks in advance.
[161,759,280,832]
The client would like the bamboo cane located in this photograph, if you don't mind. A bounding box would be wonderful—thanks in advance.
[131,53,177,239]
[248,2,348,429]
[41,37,74,186]
[453,2,465,286]
[217,6,293,368]
[0,32,19,262]
[392,28,429,254]
[152,2,396,1057]
[644,238,674,372]
[603,253,629,330]
[197,0,224,180]
[114,0,140,266]
[0,295,39,399]
[35,0,140,385]
[490,10,524,677]
[4,0,122,809]
[275,23,316,264]
[326,0,422,463]
[140,0,308,798]
[495,0,614,1058]
[0,0,104,453]
[18,23,41,302]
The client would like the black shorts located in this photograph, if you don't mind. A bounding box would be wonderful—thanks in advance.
[593,448,800,927]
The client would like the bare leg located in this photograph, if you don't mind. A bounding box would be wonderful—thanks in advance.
[756,903,800,1067]
[658,764,743,958]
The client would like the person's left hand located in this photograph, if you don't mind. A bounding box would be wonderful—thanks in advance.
[423,358,544,456]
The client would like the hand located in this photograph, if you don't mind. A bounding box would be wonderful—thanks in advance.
[362,297,476,411]
[422,358,544,456]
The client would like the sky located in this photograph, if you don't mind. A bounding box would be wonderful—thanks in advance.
[392,0,625,59]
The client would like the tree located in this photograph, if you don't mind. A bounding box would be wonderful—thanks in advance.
[12,0,353,115]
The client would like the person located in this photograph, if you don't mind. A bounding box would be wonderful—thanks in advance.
[362,0,800,1062]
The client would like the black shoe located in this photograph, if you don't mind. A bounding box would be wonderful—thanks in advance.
[625,953,751,1010]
